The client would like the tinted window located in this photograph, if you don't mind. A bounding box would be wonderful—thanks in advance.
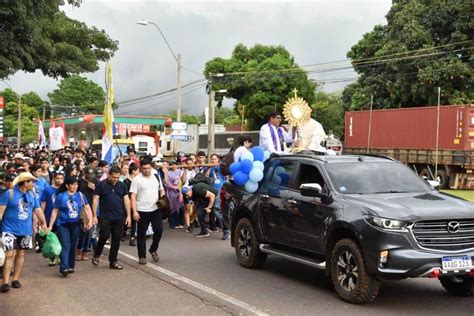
[325,161,430,194]
[265,160,297,189]
[296,164,325,188]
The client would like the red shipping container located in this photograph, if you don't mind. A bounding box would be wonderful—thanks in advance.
[345,105,474,151]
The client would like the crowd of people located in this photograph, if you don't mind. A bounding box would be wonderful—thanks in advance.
[0,143,231,293]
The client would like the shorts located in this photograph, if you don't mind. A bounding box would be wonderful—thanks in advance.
[2,232,33,251]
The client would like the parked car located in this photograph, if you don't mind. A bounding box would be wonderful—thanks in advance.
[221,152,474,303]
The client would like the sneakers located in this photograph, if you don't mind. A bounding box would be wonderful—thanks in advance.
[81,252,89,261]
[75,249,82,261]
[49,257,60,266]
[185,225,194,233]
[222,232,230,240]
[61,270,69,277]
[129,237,136,247]
[68,269,75,274]
[138,257,147,265]
[11,280,21,289]
[209,227,221,232]
[195,232,210,238]
[149,250,160,262]
[92,257,100,266]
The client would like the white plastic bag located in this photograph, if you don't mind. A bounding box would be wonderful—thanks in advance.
[146,224,154,236]
[0,244,5,266]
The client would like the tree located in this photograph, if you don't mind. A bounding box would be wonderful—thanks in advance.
[48,75,106,115]
[312,91,345,139]
[205,44,317,129]
[169,112,202,125]
[343,0,473,111]
[0,0,118,79]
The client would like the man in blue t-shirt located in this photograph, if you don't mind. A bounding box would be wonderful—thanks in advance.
[0,172,48,293]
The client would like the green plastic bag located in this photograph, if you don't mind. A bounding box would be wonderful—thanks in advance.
[41,232,62,259]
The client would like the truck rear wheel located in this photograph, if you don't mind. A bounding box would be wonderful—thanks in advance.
[234,218,267,269]
[419,168,432,180]
[434,169,449,189]
[440,276,474,296]
[330,239,380,304]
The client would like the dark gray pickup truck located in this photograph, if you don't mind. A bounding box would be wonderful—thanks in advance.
[220,153,474,303]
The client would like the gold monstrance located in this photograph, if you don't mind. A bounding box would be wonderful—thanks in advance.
[283,88,312,151]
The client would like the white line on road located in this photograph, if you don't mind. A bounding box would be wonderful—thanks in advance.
[115,249,269,316]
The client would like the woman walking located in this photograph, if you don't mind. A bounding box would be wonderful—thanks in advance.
[164,161,183,229]
[48,176,92,277]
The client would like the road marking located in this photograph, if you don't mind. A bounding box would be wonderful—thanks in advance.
[115,249,268,316]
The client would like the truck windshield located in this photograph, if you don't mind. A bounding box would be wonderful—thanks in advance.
[325,161,430,194]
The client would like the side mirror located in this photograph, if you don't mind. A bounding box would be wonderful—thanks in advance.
[300,183,323,197]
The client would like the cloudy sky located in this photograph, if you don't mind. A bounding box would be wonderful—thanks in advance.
[3,0,391,116]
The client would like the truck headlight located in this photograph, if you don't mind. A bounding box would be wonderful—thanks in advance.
[365,215,408,231]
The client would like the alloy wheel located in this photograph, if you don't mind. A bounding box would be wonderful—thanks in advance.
[336,250,359,292]
[238,227,251,259]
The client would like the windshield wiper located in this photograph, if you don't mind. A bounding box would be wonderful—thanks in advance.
[371,190,410,194]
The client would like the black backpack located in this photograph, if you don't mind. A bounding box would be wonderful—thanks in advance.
[189,173,214,186]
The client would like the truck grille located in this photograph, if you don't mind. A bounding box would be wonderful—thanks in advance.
[412,220,474,251]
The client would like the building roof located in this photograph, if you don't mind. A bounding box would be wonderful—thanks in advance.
[44,115,168,128]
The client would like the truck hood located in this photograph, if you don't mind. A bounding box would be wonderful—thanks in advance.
[343,191,474,221]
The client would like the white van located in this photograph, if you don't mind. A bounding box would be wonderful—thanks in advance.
[132,135,156,156]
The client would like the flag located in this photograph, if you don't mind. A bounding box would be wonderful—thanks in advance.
[102,61,115,163]
[50,118,57,128]
[37,117,46,147]
[59,117,67,146]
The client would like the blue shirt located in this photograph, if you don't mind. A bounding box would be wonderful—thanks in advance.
[94,180,128,220]
[41,186,59,225]
[0,187,40,236]
[33,178,48,201]
[53,191,87,226]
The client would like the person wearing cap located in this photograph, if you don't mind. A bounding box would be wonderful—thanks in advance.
[41,171,64,266]
[48,176,92,277]
[13,153,24,165]
[39,157,53,185]
[181,180,216,238]
[0,172,48,292]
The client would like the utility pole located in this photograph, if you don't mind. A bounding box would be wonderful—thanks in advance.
[17,94,22,146]
[435,87,441,178]
[177,54,182,122]
[207,79,213,159]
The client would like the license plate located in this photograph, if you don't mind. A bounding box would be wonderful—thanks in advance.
[442,256,473,271]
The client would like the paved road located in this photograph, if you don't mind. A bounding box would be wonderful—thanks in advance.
[3,225,474,315]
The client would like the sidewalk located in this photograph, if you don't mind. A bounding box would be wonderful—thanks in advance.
[0,251,228,316]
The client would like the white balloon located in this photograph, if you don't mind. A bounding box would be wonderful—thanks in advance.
[240,150,254,162]
[249,169,264,182]
[253,161,264,171]
[245,180,259,193]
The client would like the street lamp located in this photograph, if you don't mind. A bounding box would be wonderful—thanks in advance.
[137,19,182,123]
[1,81,21,146]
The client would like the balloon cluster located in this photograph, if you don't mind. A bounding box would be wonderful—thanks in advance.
[229,146,271,193]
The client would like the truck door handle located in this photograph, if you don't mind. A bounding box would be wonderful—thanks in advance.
[287,199,298,205]
[261,194,270,199]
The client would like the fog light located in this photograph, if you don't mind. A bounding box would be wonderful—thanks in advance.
[380,250,389,264]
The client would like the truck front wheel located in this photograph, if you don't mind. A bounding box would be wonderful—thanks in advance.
[330,239,380,304]
[440,276,474,296]
[234,218,267,269]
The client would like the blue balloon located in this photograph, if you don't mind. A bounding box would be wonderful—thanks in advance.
[245,180,259,193]
[240,150,254,162]
[250,146,264,161]
[253,161,264,171]
[263,151,271,162]
[240,159,253,173]
[229,162,241,175]
[279,173,290,185]
[233,171,249,186]
[249,168,264,182]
